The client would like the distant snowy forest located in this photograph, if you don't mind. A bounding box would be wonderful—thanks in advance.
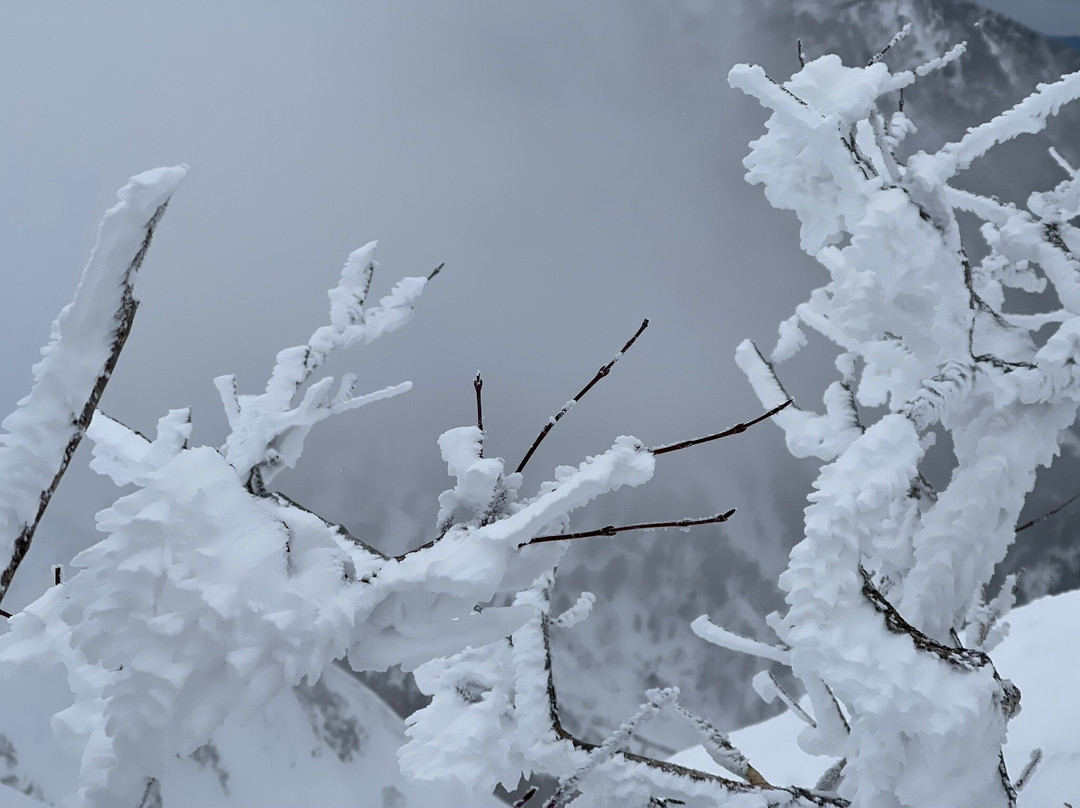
[0,3,1079,808]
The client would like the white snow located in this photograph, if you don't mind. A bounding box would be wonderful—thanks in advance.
[671,587,1080,806]
[0,166,186,594]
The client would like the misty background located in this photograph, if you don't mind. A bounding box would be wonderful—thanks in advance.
[1,0,1078,754]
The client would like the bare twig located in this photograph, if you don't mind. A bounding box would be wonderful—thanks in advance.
[515,318,649,474]
[474,371,484,455]
[427,262,445,281]
[651,400,792,456]
[0,608,10,619]
[797,39,806,67]
[1016,490,1080,532]
[522,510,736,547]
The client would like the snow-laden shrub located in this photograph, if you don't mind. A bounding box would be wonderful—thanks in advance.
[0,32,1077,808]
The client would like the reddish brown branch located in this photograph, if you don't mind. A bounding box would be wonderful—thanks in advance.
[515,318,649,474]
[651,400,792,456]
[523,510,736,547]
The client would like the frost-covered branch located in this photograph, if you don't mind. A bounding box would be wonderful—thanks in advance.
[215,241,431,489]
[0,166,186,606]
[0,243,672,806]
[718,41,1080,807]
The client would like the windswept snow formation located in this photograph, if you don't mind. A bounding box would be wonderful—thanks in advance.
[0,219,657,807]
[0,166,186,604]
[697,40,1080,808]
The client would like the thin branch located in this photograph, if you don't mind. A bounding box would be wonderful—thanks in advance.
[754,671,816,727]
[868,23,912,65]
[0,608,10,619]
[477,369,486,445]
[515,318,649,474]
[1012,748,1041,792]
[797,38,806,67]
[427,262,445,281]
[522,510,735,547]
[1016,490,1080,532]
[266,491,388,561]
[532,602,847,807]
[651,400,792,456]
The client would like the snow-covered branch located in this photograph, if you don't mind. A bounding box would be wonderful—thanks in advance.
[719,39,1080,808]
[0,166,186,606]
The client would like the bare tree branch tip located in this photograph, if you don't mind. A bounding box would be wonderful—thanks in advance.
[651,399,793,456]
[523,510,736,547]
[427,262,445,281]
[514,317,651,475]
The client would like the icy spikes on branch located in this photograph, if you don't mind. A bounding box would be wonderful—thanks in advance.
[552,591,595,629]
[669,701,771,787]
[725,38,1080,808]
[543,688,679,808]
[214,241,430,487]
[964,574,1019,652]
[0,166,186,605]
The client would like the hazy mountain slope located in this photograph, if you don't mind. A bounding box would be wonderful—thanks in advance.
[0,662,501,808]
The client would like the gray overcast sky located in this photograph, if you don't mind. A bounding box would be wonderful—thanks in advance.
[976,0,1080,34]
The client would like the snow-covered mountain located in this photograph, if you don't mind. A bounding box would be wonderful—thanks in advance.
[0,662,501,808]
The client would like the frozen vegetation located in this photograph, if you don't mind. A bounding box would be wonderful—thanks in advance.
[0,11,1078,808]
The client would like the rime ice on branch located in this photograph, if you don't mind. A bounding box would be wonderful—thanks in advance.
[0,166,187,606]
[696,45,1080,808]
[0,225,669,808]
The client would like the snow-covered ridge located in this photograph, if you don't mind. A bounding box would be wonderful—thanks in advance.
[670,586,1080,806]
[0,663,503,808]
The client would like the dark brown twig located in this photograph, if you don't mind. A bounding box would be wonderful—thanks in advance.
[651,400,792,456]
[515,318,649,474]
[1016,490,1080,532]
[523,510,735,547]
[797,38,806,67]
[0,608,11,619]
[427,262,445,281]
[474,371,484,453]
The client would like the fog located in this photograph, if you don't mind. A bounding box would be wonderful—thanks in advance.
[0,3,828,611]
